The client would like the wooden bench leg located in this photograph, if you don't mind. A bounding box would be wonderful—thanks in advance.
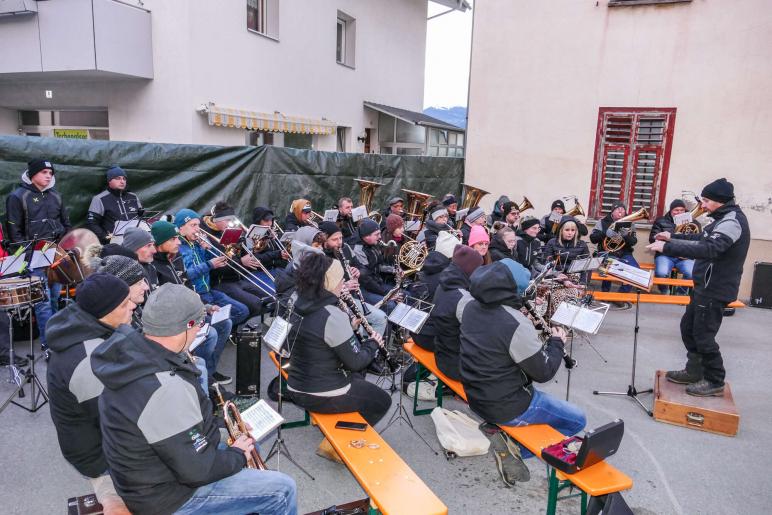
[280,408,311,429]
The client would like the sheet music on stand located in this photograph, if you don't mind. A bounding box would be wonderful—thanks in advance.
[264,316,292,358]
[404,220,422,232]
[387,296,434,333]
[551,301,610,335]
[455,208,469,221]
[279,231,296,245]
[241,399,285,442]
[246,225,270,242]
[0,253,27,276]
[673,212,692,226]
[567,256,604,274]
[352,206,367,222]
[323,209,339,222]
[605,258,654,291]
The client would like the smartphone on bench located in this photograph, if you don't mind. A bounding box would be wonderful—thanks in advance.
[335,420,368,431]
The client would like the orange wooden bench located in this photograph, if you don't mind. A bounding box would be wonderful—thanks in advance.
[589,291,745,308]
[268,352,447,515]
[590,272,694,288]
[403,341,633,515]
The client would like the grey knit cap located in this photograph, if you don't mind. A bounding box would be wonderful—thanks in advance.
[142,283,205,337]
[122,227,154,252]
[96,255,146,286]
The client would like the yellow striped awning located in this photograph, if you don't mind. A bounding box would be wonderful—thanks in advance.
[205,103,336,135]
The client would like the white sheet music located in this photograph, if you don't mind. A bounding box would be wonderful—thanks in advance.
[404,220,421,232]
[455,208,469,221]
[189,324,210,351]
[387,302,411,324]
[241,399,285,442]
[30,248,57,270]
[551,303,608,335]
[399,308,429,333]
[0,255,27,276]
[673,212,693,226]
[549,211,563,223]
[246,225,270,242]
[567,257,604,274]
[210,304,231,325]
[264,316,291,355]
[323,209,339,222]
[607,259,653,290]
[352,206,367,222]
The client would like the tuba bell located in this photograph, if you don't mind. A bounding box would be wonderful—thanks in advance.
[401,188,434,221]
[517,196,534,213]
[675,200,706,234]
[602,207,649,252]
[356,178,384,224]
[553,199,586,233]
[460,183,490,211]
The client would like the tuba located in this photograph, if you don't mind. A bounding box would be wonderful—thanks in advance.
[401,189,433,221]
[356,178,384,223]
[675,201,706,234]
[460,183,489,211]
[602,207,649,252]
[517,196,534,213]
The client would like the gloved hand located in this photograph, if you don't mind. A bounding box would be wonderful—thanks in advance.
[605,228,619,238]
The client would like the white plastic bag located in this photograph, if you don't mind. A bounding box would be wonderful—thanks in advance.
[430,407,491,457]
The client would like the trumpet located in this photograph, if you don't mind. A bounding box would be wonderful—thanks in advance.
[212,384,268,470]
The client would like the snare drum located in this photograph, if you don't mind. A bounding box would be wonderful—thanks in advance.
[0,277,45,309]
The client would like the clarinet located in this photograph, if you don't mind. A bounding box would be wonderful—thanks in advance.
[338,291,399,373]
[335,248,371,315]
[523,298,576,370]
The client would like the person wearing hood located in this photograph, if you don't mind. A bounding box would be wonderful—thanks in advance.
[461,206,487,245]
[353,219,398,309]
[538,199,566,243]
[86,166,143,244]
[544,216,590,281]
[431,245,483,380]
[92,284,297,515]
[468,225,492,265]
[420,205,452,251]
[175,208,249,326]
[649,199,695,294]
[5,158,71,350]
[286,252,391,427]
[647,178,750,397]
[284,198,314,232]
[378,197,407,230]
[590,202,640,293]
[489,226,518,262]
[46,273,136,514]
[252,206,290,275]
[276,225,326,297]
[458,259,586,482]
[515,217,544,274]
[488,195,511,226]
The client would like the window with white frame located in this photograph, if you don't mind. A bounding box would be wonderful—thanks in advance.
[336,11,356,67]
[427,128,465,157]
[247,0,279,40]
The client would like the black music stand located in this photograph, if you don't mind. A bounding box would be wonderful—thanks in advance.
[592,267,654,416]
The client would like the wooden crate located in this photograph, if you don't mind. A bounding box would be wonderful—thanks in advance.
[653,370,739,436]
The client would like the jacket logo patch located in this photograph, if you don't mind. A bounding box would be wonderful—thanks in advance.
[32,197,39,203]
[188,429,208,453]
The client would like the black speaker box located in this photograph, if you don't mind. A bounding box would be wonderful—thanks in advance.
[235,325,262,396]
[750,262,772,309]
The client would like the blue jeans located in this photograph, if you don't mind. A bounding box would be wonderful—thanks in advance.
[655,255,694,294]
[600,253,639,293]
[193,318,232,378]
[173,467,297,515]
[193,358,208,393]
[501,389,587,459]
[32,270,53,347]
[201,289,249,326]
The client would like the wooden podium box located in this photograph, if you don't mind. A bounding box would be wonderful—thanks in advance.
[653,370,739,436]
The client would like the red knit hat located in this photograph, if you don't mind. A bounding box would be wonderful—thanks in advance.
[386,214,403,233]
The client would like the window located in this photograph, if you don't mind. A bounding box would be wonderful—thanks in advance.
[336,127,347,152]
[247,0,279,40]
[336,11,356,68]
[589,108,676,221]
[247,130,274,146]
[376,113,424,155]
[427,128,465,158]
[284,132,313,150]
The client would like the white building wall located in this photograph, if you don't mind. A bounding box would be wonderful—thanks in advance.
[0,0,427,150]
[465,0,772,298]
[0,108,17,134]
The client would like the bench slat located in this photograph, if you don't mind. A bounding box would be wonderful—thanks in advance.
[403,341,633,499]
[591,272,694,287]
[590,291,745,308]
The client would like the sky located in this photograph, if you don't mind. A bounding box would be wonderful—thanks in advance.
[423,1,474,109]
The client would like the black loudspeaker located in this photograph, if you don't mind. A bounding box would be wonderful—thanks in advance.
[236,324,262,396]
[750,262,772,309]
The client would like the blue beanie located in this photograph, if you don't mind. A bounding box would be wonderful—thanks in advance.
[174,209,200,228]
[106,166,126,181]
[500,258,531,295]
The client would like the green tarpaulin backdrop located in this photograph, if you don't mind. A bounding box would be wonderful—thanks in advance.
[0,135,464,226]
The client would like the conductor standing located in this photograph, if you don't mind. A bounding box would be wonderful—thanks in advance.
[647,178,750,397]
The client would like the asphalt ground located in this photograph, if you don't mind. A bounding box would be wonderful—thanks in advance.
[1,302,771,514]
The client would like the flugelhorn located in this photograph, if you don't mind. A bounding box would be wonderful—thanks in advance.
[602,207,649,252]
[212,384,268,470]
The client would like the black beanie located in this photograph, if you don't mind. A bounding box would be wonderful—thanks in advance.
[701,178,734,203]
[319,221,341,238]
[442,194,457,207]
[521,216,540,231]
[551,199,565,211]
[501,201,517,215]
[359,219,380,238]
[669,199,687,212]
[27,158,55,178]
[76,273,129,319]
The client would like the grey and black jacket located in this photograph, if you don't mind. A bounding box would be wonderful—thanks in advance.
[590,208,637,257]
[5,172,70,243]
[287,291,378,396]
[515,230,543,274]
[46,304,114,478]
[91,326,243,515]
[432,262,474,381]
[352,237,395,296]
[86,188,142,243]
[662,202,750,303]
[458,262,565,423]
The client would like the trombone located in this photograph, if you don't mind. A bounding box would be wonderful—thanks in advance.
[196,228,277,298]
[308,210,325,228]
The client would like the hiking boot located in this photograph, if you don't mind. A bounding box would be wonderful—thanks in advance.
[686,379,724,397]
[490,433,530,486]
[666,352,703,385]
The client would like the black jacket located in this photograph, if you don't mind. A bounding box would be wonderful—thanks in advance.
[458,262,565,423]
[590,213,637,257]
[515,231,543,273]
[46,304,114,478]
[460,223,472,245]
[338,214,357,244]
[86,188,143,243]
[92,326,244,515]
[255,237,288,271]
[421,220,446,250]
[287,291,377,395]
[544,217,590,273]
[650,213,700,258]
[152,252,188,288]
[352,237,394,295]
[284,212,310,232]
[539,214,588,244]
[489,234,516,262]
[663,202,750,302]
[432,263,474,380]
[6,172,71,243]
[418,251,451,300]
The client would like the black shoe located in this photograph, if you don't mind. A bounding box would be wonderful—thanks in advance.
[686,379,724,397]
[367,359,385,376]
[478,422,501,436]
[612,301,632,309]
[0,355,28,368]
[212,372,232,385]
[490,433,530,486]
[665,368,702,385]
